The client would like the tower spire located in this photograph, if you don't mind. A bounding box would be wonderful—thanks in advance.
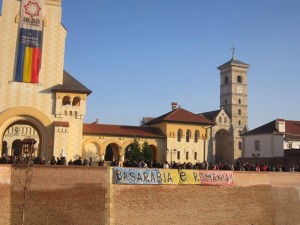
[231,45,236,59]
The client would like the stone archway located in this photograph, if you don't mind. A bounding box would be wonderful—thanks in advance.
[81,138,103,165]
[2,121,42,158]
[105,143,120,162]
[103,139,122,162]
[147,145,157,162]
[215,129,230,163]
[0,107,52,159]
[11,140,22,156]
[83,142,101,165]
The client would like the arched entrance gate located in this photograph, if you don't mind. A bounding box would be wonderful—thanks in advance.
[0,107,53,160]
[215,129,231,163]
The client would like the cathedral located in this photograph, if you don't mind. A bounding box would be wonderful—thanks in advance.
[0,0,250,164]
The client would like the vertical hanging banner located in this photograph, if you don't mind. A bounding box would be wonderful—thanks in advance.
[15,0,44,83]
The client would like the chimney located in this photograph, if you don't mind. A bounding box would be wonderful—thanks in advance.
[275,119,285,133]
[171,102,178,111]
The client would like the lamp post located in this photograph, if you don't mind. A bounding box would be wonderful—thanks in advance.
[166,149,177,165]
[252,153,260,165]
[128,146,132,162]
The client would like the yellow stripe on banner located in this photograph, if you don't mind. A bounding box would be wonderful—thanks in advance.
[178,170,202,185]
[159,170,180,184]
[23,47,33,82]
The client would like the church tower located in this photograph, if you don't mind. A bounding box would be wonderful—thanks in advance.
[217,48,250,161]
[0,0,91,160]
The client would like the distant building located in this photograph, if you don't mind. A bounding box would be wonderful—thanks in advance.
[242,119,300,158]
[143,104,215,164]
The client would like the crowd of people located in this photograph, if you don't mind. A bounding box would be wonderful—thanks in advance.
[121,159,300,172]
[0,153,299,172]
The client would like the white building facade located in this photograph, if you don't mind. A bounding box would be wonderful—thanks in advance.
[243,119,300,158]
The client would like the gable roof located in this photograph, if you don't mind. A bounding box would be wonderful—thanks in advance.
[217,57,250,70]
[83,124,165,138]
[141,117,155,125]
[243,119,300,136]
[52,71,92,95]
[199,109,221,122]
[145,108,215,126]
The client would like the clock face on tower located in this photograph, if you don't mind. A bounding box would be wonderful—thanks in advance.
[237,86,243,93]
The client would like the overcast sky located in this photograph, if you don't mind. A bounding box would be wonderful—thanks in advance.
[1,0,300,129]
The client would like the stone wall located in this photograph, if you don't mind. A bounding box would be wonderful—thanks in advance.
[0,165,300,225]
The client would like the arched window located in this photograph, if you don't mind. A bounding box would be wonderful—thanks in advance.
[225,76,228,84]
[186,130,191,142]
[237,75,242,83]
[239,120,241,126]
[219,117,222,123]
[194,130,199,143]
[186,152,189,160]
[239,130,242,136]
[224,117,227,123]
[177,129,182,142]
[194,152,197,160]
[75,111,78,118]
[177,151,180,160]
[72,96,81,106]
[62,96,71,105]
[69,111,72,116]
[238,109,242,115]
[239,141,242,150]
[64,110,67,116]
[238,99,241,104]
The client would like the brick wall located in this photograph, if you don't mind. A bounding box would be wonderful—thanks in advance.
[0,166,300,225]
[0,165,108,225]
[113,172,300,225]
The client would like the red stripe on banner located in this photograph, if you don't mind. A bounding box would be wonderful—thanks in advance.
[31,48,41,83]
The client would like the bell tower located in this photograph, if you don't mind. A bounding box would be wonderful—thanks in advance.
[217,47,250,161]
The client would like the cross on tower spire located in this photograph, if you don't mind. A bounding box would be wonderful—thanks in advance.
[231,45,236,59]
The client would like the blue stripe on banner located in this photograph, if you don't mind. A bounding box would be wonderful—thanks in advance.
[114,168,163,185]
[15,44,26,82]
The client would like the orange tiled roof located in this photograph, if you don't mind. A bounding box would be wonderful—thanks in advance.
[243,119,300,136]
[83,123,165,138]
[145,108,215,126]
[286,120,300,135]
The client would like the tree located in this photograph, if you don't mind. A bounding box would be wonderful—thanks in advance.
[13,146,35,225]
[142,141,153,162]
[126,138,142,162]
[14,161,34,225]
